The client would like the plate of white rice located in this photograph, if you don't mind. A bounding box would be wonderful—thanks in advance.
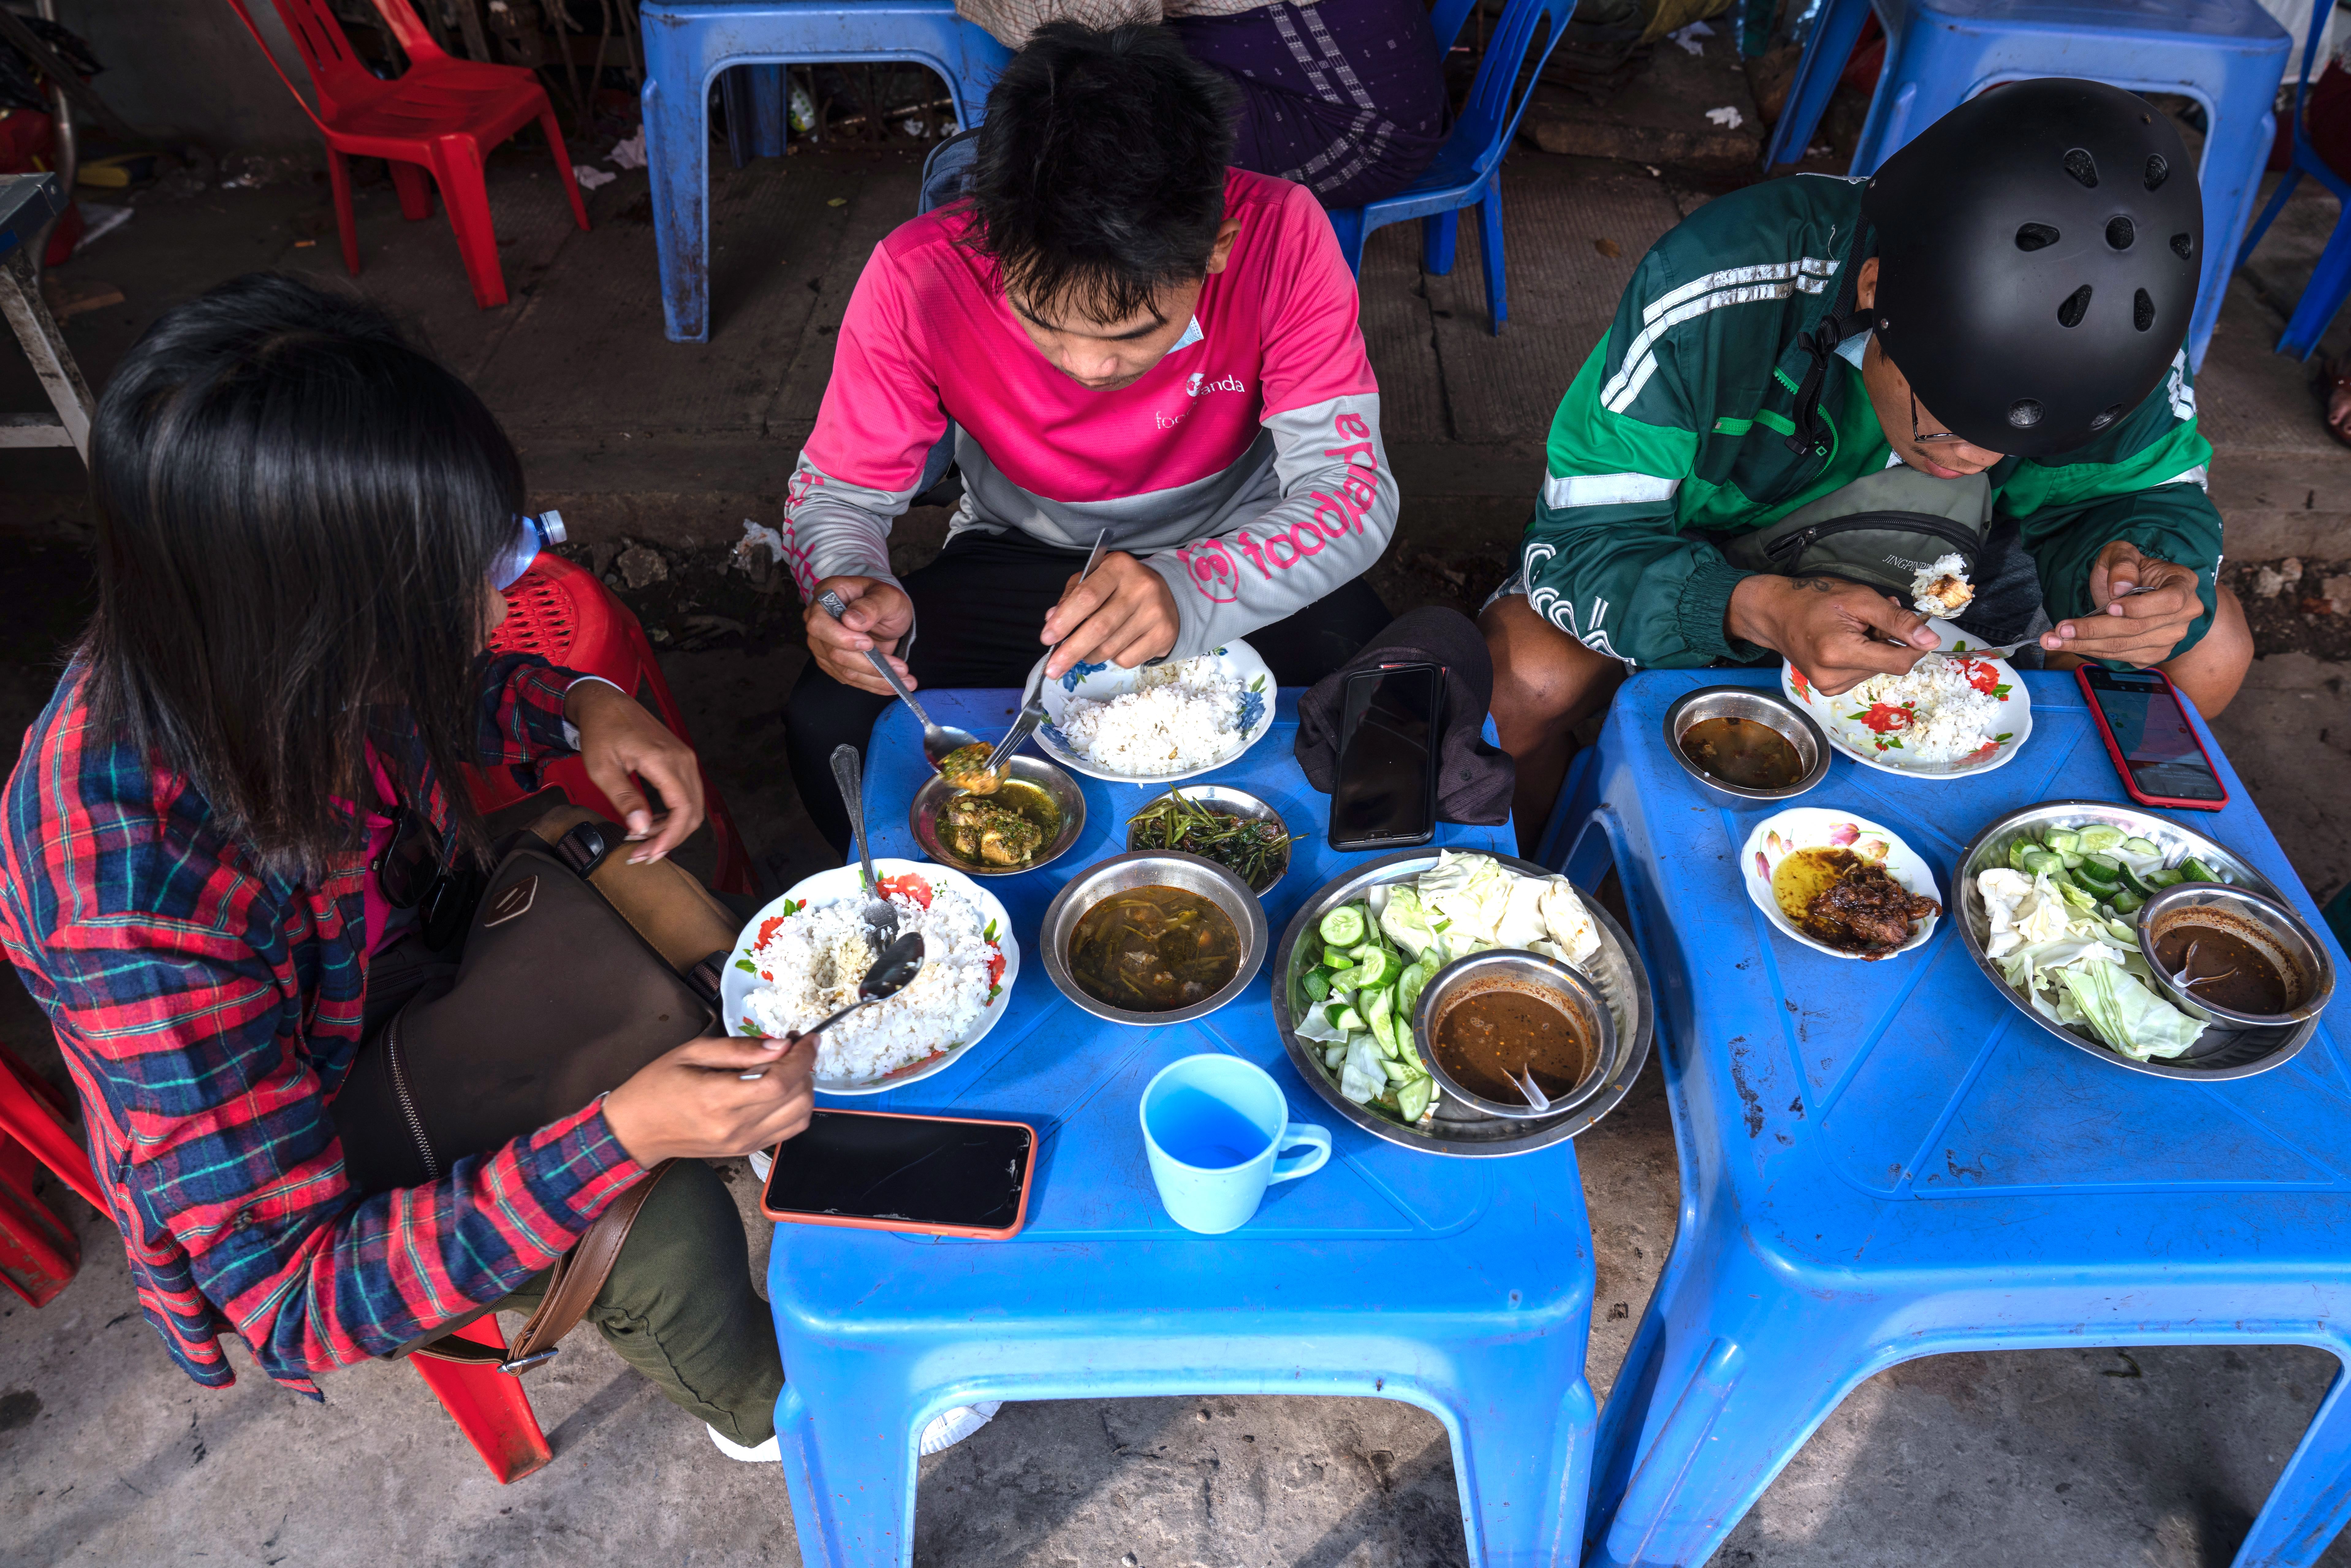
[1781,650,2031,778]
[721,859,1017,1094]
[1034,641,1275,783]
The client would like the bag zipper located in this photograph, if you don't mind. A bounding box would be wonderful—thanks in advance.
[1763,511,1988,565]
[383,1015,441,1182]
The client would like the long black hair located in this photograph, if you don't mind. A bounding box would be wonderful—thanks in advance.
[81,273,521,876]
[965,22,1238,325]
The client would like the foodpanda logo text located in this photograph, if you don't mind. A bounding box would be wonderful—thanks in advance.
[1186,372,1247,398]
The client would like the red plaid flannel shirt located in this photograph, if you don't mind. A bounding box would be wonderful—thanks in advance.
[0,654,646,1394]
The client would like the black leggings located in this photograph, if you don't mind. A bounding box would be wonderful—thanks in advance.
[786,529,1392,853]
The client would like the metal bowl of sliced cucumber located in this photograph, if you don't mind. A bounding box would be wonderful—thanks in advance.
[1271,849,1654,1156]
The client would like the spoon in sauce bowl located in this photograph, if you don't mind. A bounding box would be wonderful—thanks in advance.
[737,930,926,1080]
[1507,1064,1552,1113]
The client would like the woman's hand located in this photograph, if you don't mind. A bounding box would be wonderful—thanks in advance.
[601,1034,817,1164]
[566,678,706,863]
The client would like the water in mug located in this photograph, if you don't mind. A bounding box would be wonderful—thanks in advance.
[1150,1086,1269,1169]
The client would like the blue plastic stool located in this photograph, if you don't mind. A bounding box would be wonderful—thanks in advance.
[639,0,1011,341]
[1762,0,2290,370]
[767,690,1598,1568]
[1562,669,2351,1568]
[1325,0,1577,334]
[2234,0,2351,359]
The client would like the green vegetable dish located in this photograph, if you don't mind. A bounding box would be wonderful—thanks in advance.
[1127,790,1295,891]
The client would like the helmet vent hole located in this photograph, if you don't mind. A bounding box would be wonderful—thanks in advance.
[2170,231,2193,260]
[2016,222,2062,252]
[2009,400,2044,430]
[2106,216,2135,250]
[2064,149,2099,188]
[2144,155,2170,191]
[2133,289,2156,331]
[2057,285,2093,329]
[2090,404,2125,431]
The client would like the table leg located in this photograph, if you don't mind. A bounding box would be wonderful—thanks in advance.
[0,247,93,459]
[2233,1352,2351,1568]
[775,1375,921,1568]
[640,23,715,343]
[1434,1346,1596,1567]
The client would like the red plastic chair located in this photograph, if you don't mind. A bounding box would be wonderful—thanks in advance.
[478,552,757,896]
[219,0,590,309]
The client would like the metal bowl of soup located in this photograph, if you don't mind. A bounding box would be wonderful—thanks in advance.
[2137,882,2334,1029]
[911,754,1087,876]
[1664,686,1829,805]
[1408,949,1617,1120]
[1041,850,1269,1026]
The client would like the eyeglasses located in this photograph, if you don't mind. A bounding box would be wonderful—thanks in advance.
[1909,390,1966,448]
[374,804,450,911]
[489,510,567,591]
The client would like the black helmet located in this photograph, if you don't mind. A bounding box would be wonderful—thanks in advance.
[1862,78,2201,458]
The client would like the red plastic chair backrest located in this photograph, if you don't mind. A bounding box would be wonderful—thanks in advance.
[363,0,450,66]
[217,0,360,124]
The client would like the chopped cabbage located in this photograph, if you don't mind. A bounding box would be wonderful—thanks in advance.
[1974,867,2204,1060]
[1378,886,1441,960]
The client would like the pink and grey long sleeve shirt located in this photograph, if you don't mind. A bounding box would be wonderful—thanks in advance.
[780,168,1395,660]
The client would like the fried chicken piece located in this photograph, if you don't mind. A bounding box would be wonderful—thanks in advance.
[939,743,1003,795]
[942,795,1043,866]
[1800,857,1941,956]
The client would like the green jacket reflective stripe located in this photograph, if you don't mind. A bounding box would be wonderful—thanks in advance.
[1519,173,2220,670]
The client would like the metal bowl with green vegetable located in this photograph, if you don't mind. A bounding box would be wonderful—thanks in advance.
[1957,801,2319,1079]
[1125,784,1293,894]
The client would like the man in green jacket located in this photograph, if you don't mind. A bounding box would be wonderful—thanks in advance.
[1484,79,2250,838]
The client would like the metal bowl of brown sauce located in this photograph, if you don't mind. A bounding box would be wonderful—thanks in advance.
[2138,883,2335,1030]
[1664,686,1829,805]
[1041,850,1269,1026]
[1409,950,1617,1121]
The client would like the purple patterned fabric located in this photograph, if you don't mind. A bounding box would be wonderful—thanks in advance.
[1169,0,1449,210]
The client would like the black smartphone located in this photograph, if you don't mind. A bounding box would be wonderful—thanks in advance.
[759,1110,1037,1239]
[2076,665,2228,811]
[1328,662,1443,851]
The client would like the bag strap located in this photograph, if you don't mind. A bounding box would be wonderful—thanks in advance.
[408,1158,679,1375]
[521,805,740,975]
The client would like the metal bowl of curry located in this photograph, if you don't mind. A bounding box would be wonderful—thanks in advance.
[1664,686,1829,805]
[2137,882,2333,1030]
[1411,949,1618,1120]
[1040,850,1269,1026]
[911,754,1086,876]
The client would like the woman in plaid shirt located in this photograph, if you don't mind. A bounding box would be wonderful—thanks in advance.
[0,277,812,1459]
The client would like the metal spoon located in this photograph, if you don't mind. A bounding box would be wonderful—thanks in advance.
[831,744,899,948]
[1507,1064,1553,1114]
[737,931,925,1080]
[816,588,980,769]
[982,530,1111,775]
[2171,939,2237,992]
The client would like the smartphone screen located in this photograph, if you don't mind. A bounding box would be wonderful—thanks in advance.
[2085,670,2225,803]
[1329,664,1441,849]
[763,1112,1033,1230]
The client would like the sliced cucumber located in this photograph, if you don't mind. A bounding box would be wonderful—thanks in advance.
[1322,948,1354,971]
[1380,1055,1412,1084]
[2108,888,2145,915]
[2121,836,2161,857]
[1396,1076,1433,1123]
[2059,851,2085,870]
[2045,828,2081,854]
[2180,856,2221,884]
[2075,854,2123,889]
[2117,863,2160,899]
[1323,1043,1347,1070]
[1366,986,1397,1053]
[2021,848,2063,876]
[2008,839,2034,873]
[1319,905,1367,946]
[1348,946,1396,988]
[1301,970,1331,1005]
[2059,882,2099,912]
[2076,825,2125,853]
[2146,868,2185,888]
[1398,959,1434,1018]
[1328,1004,1365,1033]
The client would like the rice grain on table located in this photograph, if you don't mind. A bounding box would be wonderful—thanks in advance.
[1060,657,1244,776]
[743,884,994,1083]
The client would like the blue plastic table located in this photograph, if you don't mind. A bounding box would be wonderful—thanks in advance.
[1555,669,2351,1568]
[764,689,1597,1568]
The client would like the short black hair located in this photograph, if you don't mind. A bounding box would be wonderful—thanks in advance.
[965,22,1238,326]
[81,273,521,874]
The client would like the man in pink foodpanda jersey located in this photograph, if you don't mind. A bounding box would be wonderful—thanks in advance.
[783,21,1395,850]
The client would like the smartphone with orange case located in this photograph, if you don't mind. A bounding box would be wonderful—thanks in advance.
[759,1108,1037,1240]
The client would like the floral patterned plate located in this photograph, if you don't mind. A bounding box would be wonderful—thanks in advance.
[1780,637,2032,779]
[1033,638,1276,785]
[719,858,1018,1096]
[1738,808,1942,962]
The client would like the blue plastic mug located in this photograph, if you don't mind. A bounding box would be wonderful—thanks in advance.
[1139,1055,1331,1234]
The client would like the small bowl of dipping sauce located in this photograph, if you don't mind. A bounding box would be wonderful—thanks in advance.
[1041,850,1270,1026]
[2138,883,2334,1029]
[1664,686,1829,806]
[1409,949,1616,1120]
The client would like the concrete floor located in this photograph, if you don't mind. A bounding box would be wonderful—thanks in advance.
[2,124,2349,1568]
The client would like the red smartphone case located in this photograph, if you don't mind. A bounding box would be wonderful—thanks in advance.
[759,1108,1038,1240]
[2075,665,2229,812]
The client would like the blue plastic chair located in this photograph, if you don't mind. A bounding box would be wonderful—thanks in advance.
[638,0,1011,341]
[1761,0,2290,370]
[2235,1,2351,359]
[1554,669,2351,1568]
[1325,0,1578,334]
[767,689,1599,1568]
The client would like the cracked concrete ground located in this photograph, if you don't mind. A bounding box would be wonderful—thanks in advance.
[2,129,2348,1568]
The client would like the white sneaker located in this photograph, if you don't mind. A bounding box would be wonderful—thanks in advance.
[748,1148,773,1183]
[918,1399,1003,1456]
[708,1422,780,1462]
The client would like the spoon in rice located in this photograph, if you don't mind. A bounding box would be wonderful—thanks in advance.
[832,744,899,948]
[980,530,1111,778]
[737,931,926,1081]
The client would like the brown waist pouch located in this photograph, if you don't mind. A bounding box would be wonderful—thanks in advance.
[333,802,741,1373]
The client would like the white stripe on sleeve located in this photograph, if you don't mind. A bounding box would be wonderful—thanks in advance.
[1541,472,1682,509]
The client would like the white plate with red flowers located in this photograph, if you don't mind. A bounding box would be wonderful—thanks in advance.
[1739,808,1942,961]
[1780,641,2031,779]
[721,859,1016,1096]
